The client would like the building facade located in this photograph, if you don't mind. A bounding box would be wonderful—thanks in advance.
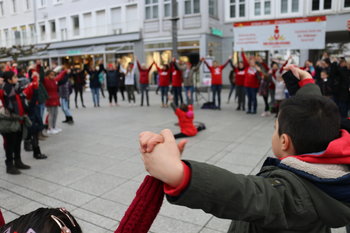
[0,0,349,84]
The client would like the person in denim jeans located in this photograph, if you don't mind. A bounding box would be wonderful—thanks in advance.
[137,60,154,107]
[155,62,171,107]
[183,61,201,105]
[203,57,231,110]
[58,69,74,124]
[84,64,102,107]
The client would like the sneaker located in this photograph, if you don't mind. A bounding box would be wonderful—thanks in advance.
[55,128,62,133]
[261,112,267,117]
[46,129,54,135]
[266,111,271,116]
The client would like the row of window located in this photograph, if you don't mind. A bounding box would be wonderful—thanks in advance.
[229,0,350,19]
[145,0,203,19]
[0,0,31,16]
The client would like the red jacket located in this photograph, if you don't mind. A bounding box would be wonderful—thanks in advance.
[204,60,230,85]
[171,62,183,87]
[242,52,260,88]
[175,105,197,136]
[43,70,67,107]
[234,68,246,86]
[137,61,153,85]
[155,64,171,87]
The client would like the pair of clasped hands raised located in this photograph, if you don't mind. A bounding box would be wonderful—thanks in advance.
[139,65,313,188]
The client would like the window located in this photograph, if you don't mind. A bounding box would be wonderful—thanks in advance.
[72,15,79,36]
[11,0,17,13]
[184,0,200,15]
[39,24,46,41]
[4,29,9,45]
[37,0,46,8]
[53,0,62,4]
[0,1,4,16]
[281,0,299,14]
[29,24,35,43]
[209,0,218,18]
[20,26,27,45]
[164,0,171,17]
[25,0,31,10]
[145,0,158,19]
[50,20,56,39]
[254,0,271,16]
[345,0,350,7]
[312,0,332,11]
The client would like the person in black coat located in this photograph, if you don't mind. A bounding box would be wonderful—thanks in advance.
[106,64,119,105]
[72,68,86,108]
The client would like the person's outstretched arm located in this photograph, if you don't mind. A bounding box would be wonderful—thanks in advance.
[147,62,154,73]
[241,50,249,67]
[220,58,231,70]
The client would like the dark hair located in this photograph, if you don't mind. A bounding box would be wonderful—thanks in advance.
[3,71,15,83]
[320,70,329,75]
[278,95,340,155]
[179,104,189,112]
[0,208,82,233]
[45,70,54,77]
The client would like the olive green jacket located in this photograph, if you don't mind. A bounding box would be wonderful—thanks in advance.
[167,83,350,233]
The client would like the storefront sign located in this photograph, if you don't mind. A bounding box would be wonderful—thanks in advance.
[67,50,81,55]
[233,16,326,51]
[211,28,223,37]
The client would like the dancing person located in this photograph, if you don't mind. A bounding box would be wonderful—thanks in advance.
[316,70,333,98]
[106,64,119,106]
[43,69,67,134]
[58,68,74,124]
[0,71,37,174]
[72,67,86,108]
[170,58,184,107]
[242,50,261,114]
[85,64,101,107]
[154,61,171,107]
[271,72,286,117]
[137,60,154,107]
[232,60,246,111]
[202,56,231,110]
[227,66,235,104]
[183,61,201,105]
[121,60,137,104]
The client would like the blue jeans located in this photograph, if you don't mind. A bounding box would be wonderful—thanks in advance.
[91,87,100,106]
[184,86,194,105]
[173,86,183,107]
[38,103,45,121]
[245,87,258,113]
[60,98,72,117]
[211,84,222,108]
[160,86,169,104]
[140,84,149,106]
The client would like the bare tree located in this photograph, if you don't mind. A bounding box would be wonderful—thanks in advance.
[0,44,50,62]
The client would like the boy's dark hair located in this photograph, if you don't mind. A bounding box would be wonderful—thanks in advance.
[0,207,82,233]
[179,104,189,112]
[320,70,329,75]
[3,71,15,83]
[278,95,340,155]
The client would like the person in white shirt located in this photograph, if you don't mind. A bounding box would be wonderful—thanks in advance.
[120,61,137,103]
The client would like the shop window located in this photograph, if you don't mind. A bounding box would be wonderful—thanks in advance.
[39,24,46,41]
[145,0,159,19]
[29,24,35,43]
[37,0,46,8]
[209,0,218,18]
[184,0,200,15]
[281,0,299,14]
[312,0,332,11]
[0,1,4,16]
[4,29,9,46]
[21,26,27,45]
[230,0,246,18]
[25,0,31,10]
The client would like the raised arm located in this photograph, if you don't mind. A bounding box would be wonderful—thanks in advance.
[154,62,161,73]
[203,59,211,69]
[54,70,67,82]
[193,61,202,71]
[279,56,291,73]
[241,51,249,67]
[147,62,154,72]
[220,59,231,70]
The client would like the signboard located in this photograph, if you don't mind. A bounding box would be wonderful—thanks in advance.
[233,16,326,51]
[211,28,223,37]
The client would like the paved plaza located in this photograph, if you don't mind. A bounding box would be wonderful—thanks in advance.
[0,90,346,233]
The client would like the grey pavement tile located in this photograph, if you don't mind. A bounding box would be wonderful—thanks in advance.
[101,160,146,179]
[77,218,112,233]
[71,207,117,230]
[205,217,231,232]
[69,172,127,196]
[1,195,32,211]
[81,197,128,221]
[200,228,226,233]
[2,211,20,223]
[48,187,96,206]
[101,180,141,206]
[150,215,203,233]
[332,228,347,233]
[12,201,48,215]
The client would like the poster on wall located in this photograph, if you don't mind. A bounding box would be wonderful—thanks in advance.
[233,16,326,51]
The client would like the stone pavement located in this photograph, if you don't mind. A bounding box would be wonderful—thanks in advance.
[0,90,346,233]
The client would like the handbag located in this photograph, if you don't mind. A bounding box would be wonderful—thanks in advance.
[0,102,22,134]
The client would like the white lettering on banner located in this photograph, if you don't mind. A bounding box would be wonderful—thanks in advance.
[214,68,221,75]
[233,16,326,51]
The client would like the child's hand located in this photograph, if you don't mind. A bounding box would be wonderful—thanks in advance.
[141,129,184,187]
[284,65,312,81]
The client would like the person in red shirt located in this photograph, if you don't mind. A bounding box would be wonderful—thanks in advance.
[170,58,184,107]
[231,57,247,111]
[170,99,206,139]
[137,60,154,107]
[242,51,262,114]
[154,61,171,107]
[0,71,38,174]
[202,57,231,110]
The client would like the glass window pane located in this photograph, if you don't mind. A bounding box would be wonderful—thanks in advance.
[264,1,271,14]
[281,0,288,13]
[254,2,261,15]
[239,3,245,16]
[153,0,158,3]
[345,0,350,7]
[291,0,298,12]
[194,0,200,13]
[145,0,150,5]
[312,0,320,10]
[230,5,236,17]
[145,6,151,19]
[231,0,235,3]
[153,5,158,18]
[324,0,332,9]
[164,4,170,17]
[185,0,191,14]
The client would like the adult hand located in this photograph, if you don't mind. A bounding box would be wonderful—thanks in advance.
[284,65,312,81]
[139,131,187,154]
[141,129,184,187]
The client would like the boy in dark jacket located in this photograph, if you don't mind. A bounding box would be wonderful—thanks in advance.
[139,66,350,233]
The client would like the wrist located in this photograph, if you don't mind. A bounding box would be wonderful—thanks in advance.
[164,161,184,188]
